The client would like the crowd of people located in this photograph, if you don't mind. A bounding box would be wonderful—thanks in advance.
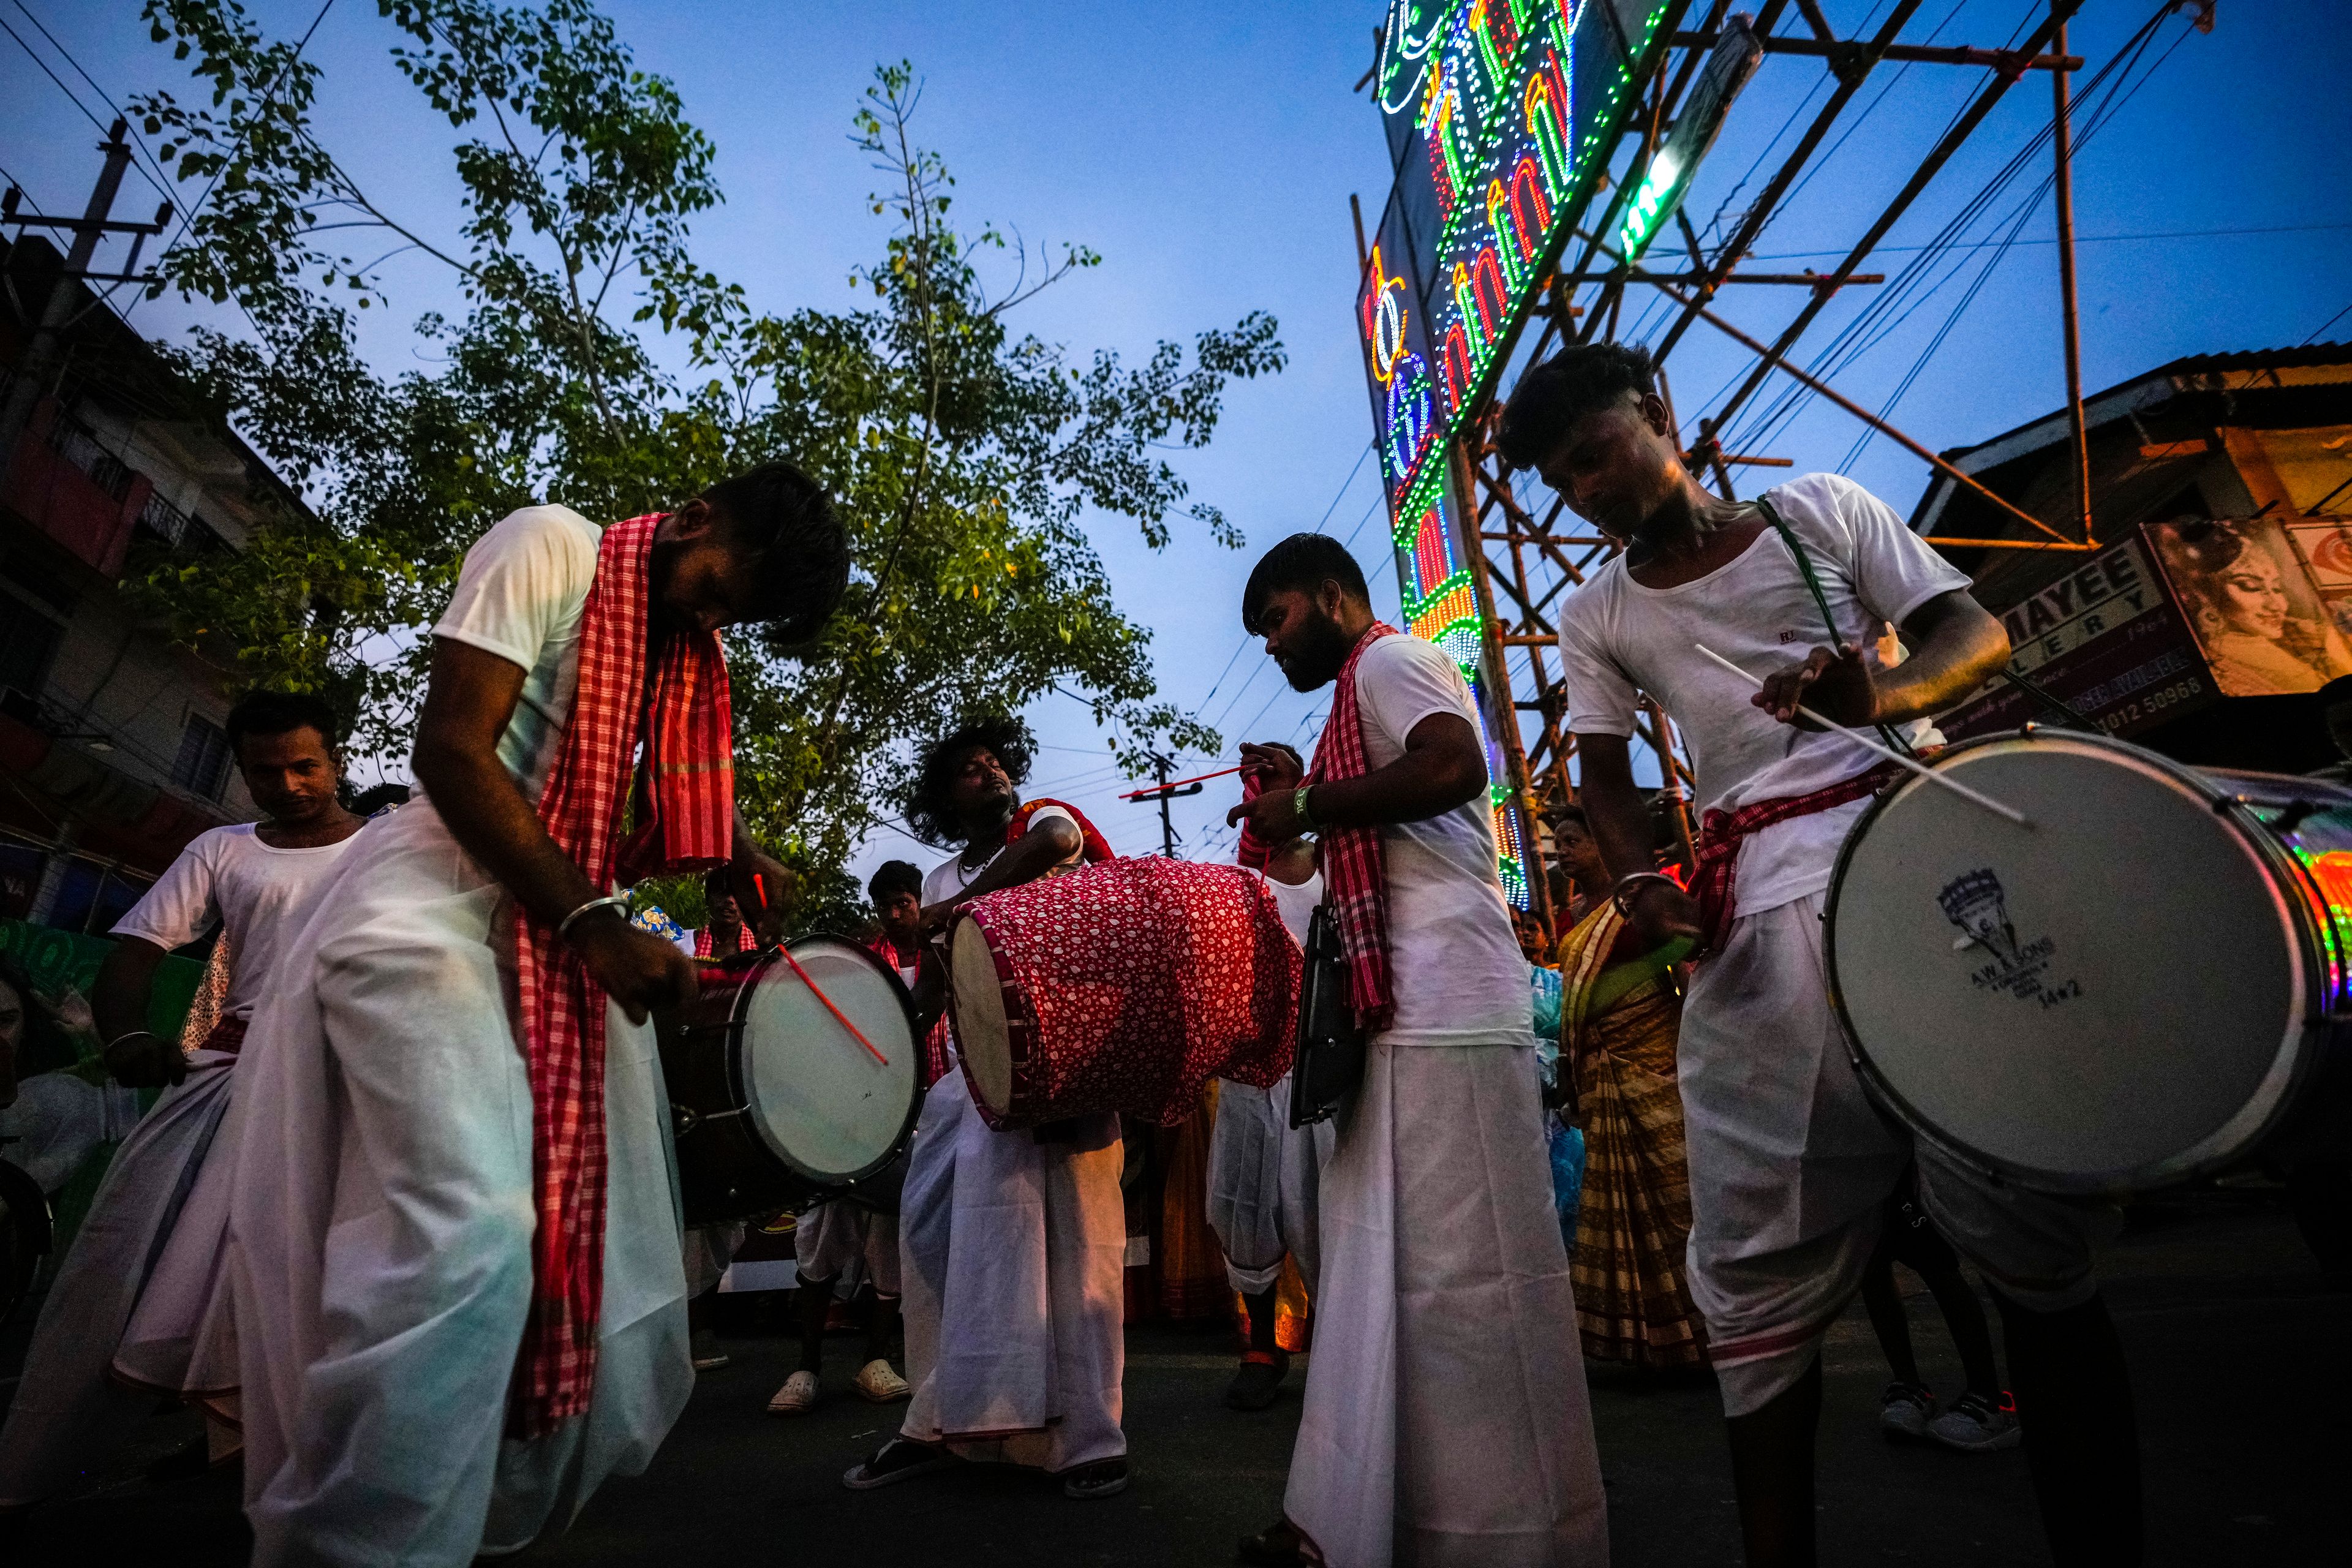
[0,341,2149,1567]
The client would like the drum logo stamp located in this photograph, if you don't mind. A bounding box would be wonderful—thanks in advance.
[1937,869,2081,1009]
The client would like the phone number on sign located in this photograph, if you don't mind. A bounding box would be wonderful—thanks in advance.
[2096,678,2206,731]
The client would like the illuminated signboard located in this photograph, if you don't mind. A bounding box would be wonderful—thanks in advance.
[1360,0,1675,530]
[1616,13,1760,262]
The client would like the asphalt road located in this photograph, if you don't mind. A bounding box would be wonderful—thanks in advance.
[4,1193,2344,1565]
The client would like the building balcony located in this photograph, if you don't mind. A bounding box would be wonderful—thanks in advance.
[2,398,153,579]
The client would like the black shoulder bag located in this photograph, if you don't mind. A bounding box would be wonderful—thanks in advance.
[1287,903,1366,1129]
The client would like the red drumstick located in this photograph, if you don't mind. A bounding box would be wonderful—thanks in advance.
[1120,763,1248,800]
[772,944,891,1067]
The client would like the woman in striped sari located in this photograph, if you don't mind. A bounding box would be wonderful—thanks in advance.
[1554,805,1708,1370]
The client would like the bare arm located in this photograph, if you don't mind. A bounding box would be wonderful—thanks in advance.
[919,816,1084,930]
[1576,733,1703,948]
[1754,589,2011,729]
[94,936,181,1087]
[412,639,693,1023]
[1224,713,1488,842]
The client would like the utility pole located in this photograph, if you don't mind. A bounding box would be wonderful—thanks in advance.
[2050,9,2094,546]
[1126,753,1204,858]
[1,119,172,461]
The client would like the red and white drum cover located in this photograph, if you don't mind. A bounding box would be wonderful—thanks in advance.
[948,857,1302,1129]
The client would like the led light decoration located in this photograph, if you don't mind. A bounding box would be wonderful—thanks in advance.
[1615,13,1761,262]
[1360,0,1675,519]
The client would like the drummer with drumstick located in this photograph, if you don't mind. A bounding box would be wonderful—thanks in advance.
[222,466,844,1566]
[840,718,1133,1501]
[1498,342,2140,1568]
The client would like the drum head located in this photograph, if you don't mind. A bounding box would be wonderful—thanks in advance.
[739,937,918,1185]
[1827,734,2310,1194]
[949,917,1012,1115]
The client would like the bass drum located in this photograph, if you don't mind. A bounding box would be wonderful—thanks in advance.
[1825,729,2352,1196]
[657,935,921,1224]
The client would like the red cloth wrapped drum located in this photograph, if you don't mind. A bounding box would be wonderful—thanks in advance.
[946,857,1300,1130]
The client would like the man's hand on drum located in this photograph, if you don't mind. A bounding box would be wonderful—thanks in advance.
[729,820,795,946]
[568,912,697,1025]
[1754,642,1879,730]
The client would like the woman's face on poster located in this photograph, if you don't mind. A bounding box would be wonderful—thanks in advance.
[2216,553,2291,639]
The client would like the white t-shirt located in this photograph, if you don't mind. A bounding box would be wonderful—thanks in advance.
[1555,472,1971,917]
[112,822,362,1025]
[920,804,1082,907]
[429,504,603,799]
[1260,867,1322,946]
[1348,633,1533,1047]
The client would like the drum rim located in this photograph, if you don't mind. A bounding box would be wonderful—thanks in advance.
[1822,727,2328,1196]
[726,933,924,1194]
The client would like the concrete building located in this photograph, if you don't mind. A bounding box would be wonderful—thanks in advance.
[1,233,300,931]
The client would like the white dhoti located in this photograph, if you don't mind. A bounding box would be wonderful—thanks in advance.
[895,1069,1125,1472]
[795,1198,900,1296]
[1681,893,2122,1417]
[1285,1038,1608,1568]
[1204,1072,1332,1295]
[0,1049,238,1506]
[227,801,692,1568]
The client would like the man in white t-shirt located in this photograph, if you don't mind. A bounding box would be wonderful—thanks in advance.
[0,690,364,1509]
[840,718,1131,1501]
[1225,534,1606,1568]
[1499,342,2139,1567]
[226,463,847,1568]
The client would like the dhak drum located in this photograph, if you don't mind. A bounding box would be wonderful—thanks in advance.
[947,856,1301,1131]
[1825,729,2352,1196]
[657,935,921,1223]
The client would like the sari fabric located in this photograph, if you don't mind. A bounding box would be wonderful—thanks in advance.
[1557,902,1706,1369]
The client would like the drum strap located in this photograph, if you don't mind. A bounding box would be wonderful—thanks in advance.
[1755,494,1913,758]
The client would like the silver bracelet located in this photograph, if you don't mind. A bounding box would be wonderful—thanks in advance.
[104,1029,157,1052]
[1609,871,1681,919]
[557,893,631,941]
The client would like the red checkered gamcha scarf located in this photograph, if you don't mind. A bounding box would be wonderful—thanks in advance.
[512,511,734,1436]
[1310,622,1400,1032]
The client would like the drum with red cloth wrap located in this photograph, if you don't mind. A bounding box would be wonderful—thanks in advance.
[946,856,1301,1130]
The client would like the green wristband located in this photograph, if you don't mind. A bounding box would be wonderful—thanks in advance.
[1293,785,1316,831]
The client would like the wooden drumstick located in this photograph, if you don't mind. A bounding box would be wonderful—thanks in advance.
[772,944,891,1067]
[1693,643,2030,829]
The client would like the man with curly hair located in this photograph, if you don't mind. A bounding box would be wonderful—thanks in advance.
[842,718,1131,1501]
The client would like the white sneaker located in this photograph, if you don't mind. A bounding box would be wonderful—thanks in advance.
[1928,1392,2021,1452]
[853,1358,912,1403]
[766,1369,819,1415]
[1879,1381,1934,1440]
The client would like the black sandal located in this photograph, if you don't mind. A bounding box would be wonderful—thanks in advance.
[841,1437,957,1490]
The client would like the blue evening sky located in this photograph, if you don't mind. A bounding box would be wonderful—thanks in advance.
[4,2,2346,886]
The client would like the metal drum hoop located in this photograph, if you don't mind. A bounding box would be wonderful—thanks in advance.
[1822,726,2334,1194]
[681,936,924,1198]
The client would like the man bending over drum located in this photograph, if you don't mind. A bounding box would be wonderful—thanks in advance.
[841,718,1131,1501]
[0,690,364,1509]
[1499,342,2139,1567]
[225,465,844,1568]
[1226,535,1608,1568]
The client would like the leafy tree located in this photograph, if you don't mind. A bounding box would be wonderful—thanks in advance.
[126,1,1281,918]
